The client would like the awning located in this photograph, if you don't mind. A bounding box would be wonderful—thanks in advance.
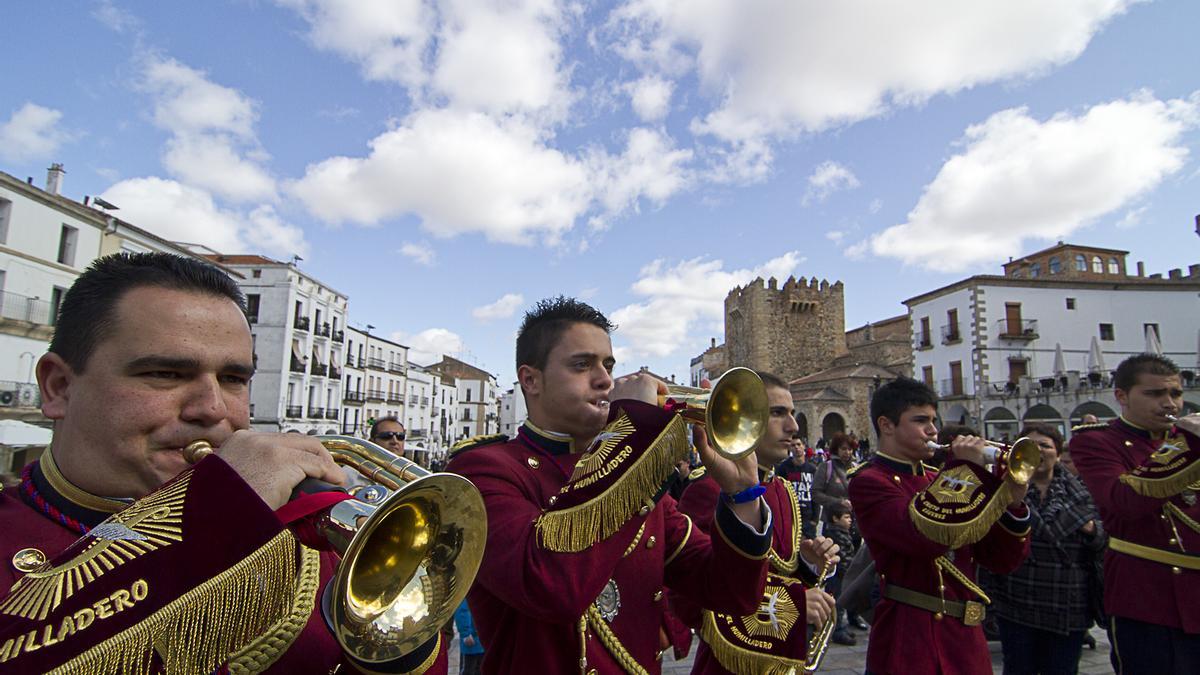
[291,340,305,362]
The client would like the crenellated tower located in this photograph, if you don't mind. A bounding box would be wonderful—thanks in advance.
[724,276,847,382]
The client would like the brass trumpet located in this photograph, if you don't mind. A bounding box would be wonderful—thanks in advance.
[185,436,486,668]
[657,366,769,460]
[803,559,836,673]
[925,436,1043,486]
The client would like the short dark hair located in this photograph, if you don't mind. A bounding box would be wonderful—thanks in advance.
[369,416,404,439]
[1113,353,1179,391]
[829,432,853,452]
[1018,422,1063,452]
[758,371,789,391]
[516,296,614,370]
[869,377,937,436]
[50,252,246,372]
[828,502,851,521]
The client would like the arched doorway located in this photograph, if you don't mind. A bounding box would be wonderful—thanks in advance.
[822,412,846,440]
[944,403,971,426]
[1069,401,1117,427]
[1023,404,1064,438]
[984,407,1018,444]
[795,412,809,443]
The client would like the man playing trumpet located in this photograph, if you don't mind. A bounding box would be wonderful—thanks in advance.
[670,371,839,674]
[1072,354,1200,674]
[849,378,1031,675]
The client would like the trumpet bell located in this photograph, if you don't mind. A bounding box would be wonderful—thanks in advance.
[1004,437,1043,487]
[661,367,769,460]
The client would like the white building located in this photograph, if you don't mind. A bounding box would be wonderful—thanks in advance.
[340,326,368,435]
[404,364,438,450]
[434,378,459,448]
[498,384,527,438]
[204,255,347,434]
[359,332,409,434]
[905,242,1200,441]
[429,356,501,440]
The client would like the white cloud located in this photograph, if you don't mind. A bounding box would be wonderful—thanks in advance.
[398,328,466,365]
[863,93,1198,271]
[825,230,846,244]
[588,127,693,227]
[0,103,71,163]
[868,198,883,214]
[625,75,674,121]
[92,0,141,35]
[610,0,1138,170]
[400,241,436,266]
[803,160,860,205]
[611,251,804,359]
[140,57,276,202]
[1116,205,1149,229]
[99,177,307,258]
[472,293,525,321]
[289,108,592,244]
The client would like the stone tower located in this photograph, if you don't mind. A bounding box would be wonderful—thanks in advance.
[724,276,848,382]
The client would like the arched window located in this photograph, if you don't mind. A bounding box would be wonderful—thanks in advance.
[1108,258,1120,274]
[1092,256,1103,273]
[1030,263,1041,278]
[1048,256,1061,275]
[1075,254,1087,271]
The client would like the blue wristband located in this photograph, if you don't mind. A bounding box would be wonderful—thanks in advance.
[722,484,766,504]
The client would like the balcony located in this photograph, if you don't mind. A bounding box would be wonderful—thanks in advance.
[294,316,311,331]
[344,390,365,404]
[0,291,54,328]
[329,364,342,380]
[366,357,387,371]
[409,395,419,406]
[346,354,360,368]
[388,362,405,374]
[290,357,306,374]
[316,322,331,338]
[386,393,404,404]
[913,333,933,351]
[941,324,962,345]
[310,363,328,378]
[333,329,345,342]
[366,389,386,402]
[421,396,430,407]
[309,407,325,419]
[285,405,303,418]
[939,378,965,398]
[325,409,339,420]
[997,319,1038,341]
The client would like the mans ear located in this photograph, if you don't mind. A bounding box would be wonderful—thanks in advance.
[1113,387,1129,409]
[37,353,75,420]
[875,415,894,437]
[517,364,541,398]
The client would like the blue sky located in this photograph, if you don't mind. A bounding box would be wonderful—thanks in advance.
[3,1,1198,386]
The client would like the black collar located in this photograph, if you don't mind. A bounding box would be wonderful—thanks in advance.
[518,421,577,456]
[872,451,927,476]
[1117,416,1167,441]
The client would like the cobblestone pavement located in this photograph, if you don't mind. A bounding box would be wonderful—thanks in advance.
[448,625,1116,674]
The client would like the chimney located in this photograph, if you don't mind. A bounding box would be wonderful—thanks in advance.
[710,337,716,348]
[1189,264,1200,278]
[1136,261,1145,277]
[46,163,65,195]
[1169,268,1183,280]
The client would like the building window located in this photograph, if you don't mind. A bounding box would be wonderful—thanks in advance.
[252,269,262,278]
[0,198,11,244]
[50,287,66,325]
[1075,254,1087,271]
[1091,256,1103,274]
[922,366,933,387]
[57,225,78,266]
[1099,323,1114,341]
[245,294,260,323]
[919,317,931,348]
[1029,263,1041,278]
[1108,258,1119,275]
[949,361,963,396]
[1048,256,1061,275]
[1066,298,1075,310]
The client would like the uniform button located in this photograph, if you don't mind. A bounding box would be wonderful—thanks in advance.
[938,585,946,592]
[639,505,651,516]
[527,457,540,469]
[1169,538,1178,546]
[12,548,46,573]
[892,475,901,484]
[548,495,558,506]
[933,612,944,621]
[1161,514,1169,521]
[1173,567,1183,575]
[646,536,657,549]
[653,590,664,602]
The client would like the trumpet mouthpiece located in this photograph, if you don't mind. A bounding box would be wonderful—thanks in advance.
[1166,414,1179,423]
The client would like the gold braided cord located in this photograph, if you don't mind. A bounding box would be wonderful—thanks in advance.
[535,415,690,553]
[1166,502,1200,540]
[621,522,646,558]
[766,478,802,574]
[586,605,649,675]
[227,544,322,674]
[47,530,299,675]
[934,556,991,604]
[699,611,806,675]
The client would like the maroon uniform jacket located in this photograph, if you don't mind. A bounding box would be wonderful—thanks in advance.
[848,453,1031,675]
[673,471,815,674]
[446,401,773,675]
[0,454,448,674]
[1071,418,1200,633]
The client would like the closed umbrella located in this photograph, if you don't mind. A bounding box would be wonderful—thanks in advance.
[1053,342,1067,375]
[1087,336,1106,372]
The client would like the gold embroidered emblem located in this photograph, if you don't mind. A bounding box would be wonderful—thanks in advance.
[742,583,800,640]
[571,413,637,480]
[1152,439,1188,466]
[0,474,189,621]
[927,465,981,505]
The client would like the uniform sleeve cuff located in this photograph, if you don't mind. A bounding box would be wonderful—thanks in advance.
[714,498,773,559]
[998,507,1031,536]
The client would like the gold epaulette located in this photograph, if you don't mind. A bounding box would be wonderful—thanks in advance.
[847,461,869,480]
[450,433,508,456]
[1070,422,1108,434]
[688,466,707,481]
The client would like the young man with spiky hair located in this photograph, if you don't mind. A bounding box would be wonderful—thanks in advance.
[0,253,450,673]
[447,297,777,674]
[1072,354,1200,674]
[849,377,1030,675]
[671,370,839,674]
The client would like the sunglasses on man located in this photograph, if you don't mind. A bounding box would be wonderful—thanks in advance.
[374,431,406,441]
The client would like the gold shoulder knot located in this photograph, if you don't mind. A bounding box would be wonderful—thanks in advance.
[847,462,869,479]
[450,433,508,456]
[1070,422,1108,434]
[687,466,707,481]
